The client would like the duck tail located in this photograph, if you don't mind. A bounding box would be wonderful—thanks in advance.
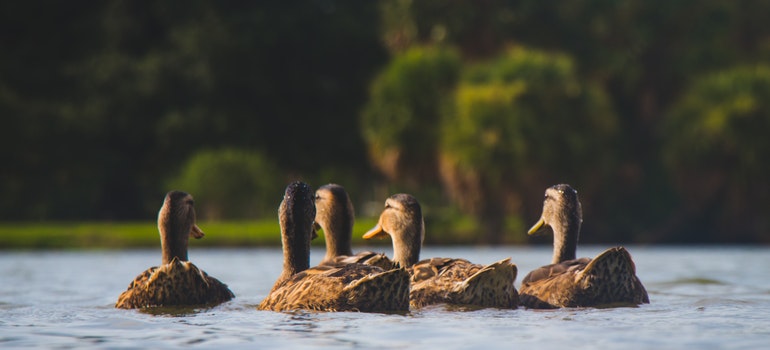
[345,267,410,312]
[451,258,519,309]
[361,252,398,270]
[581,247,649,305]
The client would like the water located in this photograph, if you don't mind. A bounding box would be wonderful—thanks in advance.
[2,245,769,349]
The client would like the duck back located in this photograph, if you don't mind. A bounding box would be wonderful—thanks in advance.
[520,247,648,308]
[258,264,410,313]
[116,259,234,309]
[409,258,519,309]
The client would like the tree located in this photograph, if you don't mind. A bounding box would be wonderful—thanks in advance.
[439,47,618,243]
[168,148,283,220]
[0,1,387,220]
[662,65,770,242]
[361,46,461,185]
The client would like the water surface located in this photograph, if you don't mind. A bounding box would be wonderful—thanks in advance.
[2,246,769,349]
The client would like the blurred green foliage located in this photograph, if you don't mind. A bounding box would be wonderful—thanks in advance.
[1,1,770,244]
[361,46,461,184]
[168,148,283,220]
[663,65,770,241]
[438,47,618,243]
[0,1,384,221]
[0,218,383,249]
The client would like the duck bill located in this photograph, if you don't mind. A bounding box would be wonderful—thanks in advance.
[190,224,205,239]
[362,224,389,240]
[527,217,547,236]
[312,222,320,240]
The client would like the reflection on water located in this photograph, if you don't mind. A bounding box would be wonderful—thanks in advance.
[138,306,216,317]
[657,277,726,286]
[1,246,769,349]
[273,312,323,334]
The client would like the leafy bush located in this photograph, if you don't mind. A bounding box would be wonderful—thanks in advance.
[168,148,283,220]
[663,65,770,240]
[361,46,461,184]
[439,47,618,242]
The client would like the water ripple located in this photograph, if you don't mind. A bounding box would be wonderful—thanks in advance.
[1,247,769,349]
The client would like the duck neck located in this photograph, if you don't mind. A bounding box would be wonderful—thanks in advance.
[392,219,423,268]
[322,216,353,262]
[159,208,189,265]
[552,217,580,264]
[279,218,311,284]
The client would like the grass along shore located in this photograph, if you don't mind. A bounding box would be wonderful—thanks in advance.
[0,219,366,249]
[0,214,529,249]
[0,218,377,249]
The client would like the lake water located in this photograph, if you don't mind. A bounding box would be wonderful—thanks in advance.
[1,245,769,349]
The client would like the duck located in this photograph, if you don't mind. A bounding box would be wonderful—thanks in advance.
[519,184,649,309]
[116,191,234,309]
[363,193,518,309]
[257,182,410,312]
[313,184,394,270]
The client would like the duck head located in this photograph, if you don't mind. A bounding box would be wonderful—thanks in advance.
[363,193,424,268]
[279,181,316,281]
[158,191,204,265]
[314,184,355,262]
[528,184,583,264]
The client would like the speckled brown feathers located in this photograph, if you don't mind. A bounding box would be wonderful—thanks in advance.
[364,193,519,309]
[409,258,519,309]
[313,184,396,271]
[115,191,233,309]
[258,264,410,312]
[521,184,649,308]
[116,258,234,309]
[258,182,410,313]
[322,251,397,271]
[409,257,488,284]
[520,247,648,308]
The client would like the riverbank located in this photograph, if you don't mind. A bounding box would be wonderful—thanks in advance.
[0,219,371,249]
[0,217,502,249]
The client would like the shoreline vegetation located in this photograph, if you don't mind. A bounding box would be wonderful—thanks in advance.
[3,218,768,249]
[0,218,498,249]
[0,220,335,249]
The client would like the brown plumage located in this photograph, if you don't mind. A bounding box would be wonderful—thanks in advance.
[257,182,410,313]
[364,193,519,309]
[520,184,649,309]
[116,191,234,309]
[313,184,395,270]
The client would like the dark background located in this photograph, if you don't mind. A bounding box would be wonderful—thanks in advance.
[1,1,768,244]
